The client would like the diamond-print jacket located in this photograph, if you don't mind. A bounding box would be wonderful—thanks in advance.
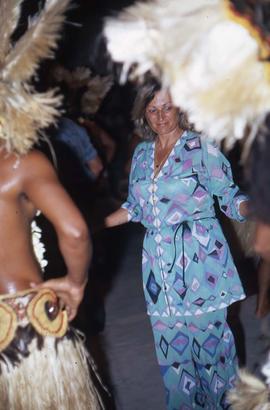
[122,131,247,317]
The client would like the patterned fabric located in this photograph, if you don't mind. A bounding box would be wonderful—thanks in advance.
[122,131,247,317]
[150,309,237,409]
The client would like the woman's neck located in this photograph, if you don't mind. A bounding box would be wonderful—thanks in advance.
[156,128,184,149]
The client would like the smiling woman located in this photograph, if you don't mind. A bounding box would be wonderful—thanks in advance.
[144,89,184,176]
[105,81,249,409]
[132,81,191,142]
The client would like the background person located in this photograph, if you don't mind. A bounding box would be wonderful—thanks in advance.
[228,117,270,409]
[55,116,104,180]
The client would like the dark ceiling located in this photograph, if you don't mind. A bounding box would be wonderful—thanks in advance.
[19,0,136,72]
[61,0,136,70]
[16,0,137,133]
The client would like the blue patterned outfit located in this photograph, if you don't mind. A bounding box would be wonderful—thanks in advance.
[122,131,247,409]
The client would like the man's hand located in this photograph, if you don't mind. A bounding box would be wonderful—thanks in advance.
[88,156,103,179]
[31,276,87,321]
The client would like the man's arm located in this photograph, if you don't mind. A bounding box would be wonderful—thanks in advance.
[79,118,116,163]
[21,150,92,320]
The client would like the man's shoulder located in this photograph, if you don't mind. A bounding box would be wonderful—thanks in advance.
[22,149,50,163]
[0,149,48,173]
[19,149,56,177]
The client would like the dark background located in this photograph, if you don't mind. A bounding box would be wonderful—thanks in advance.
[19,0,136,71]
[16,0,139,168]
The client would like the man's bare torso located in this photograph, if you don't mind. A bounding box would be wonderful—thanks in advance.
[0,149,43,294]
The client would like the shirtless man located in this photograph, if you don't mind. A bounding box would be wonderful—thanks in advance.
[0,148,90,319]
[0,147,102,409]
[0,0,102,407]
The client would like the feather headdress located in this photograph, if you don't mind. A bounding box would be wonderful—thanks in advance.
[51,64,113,115]
[104,0,270,148]
[0,0,70,155]
[81,74,113,115]
[227,369,270,409]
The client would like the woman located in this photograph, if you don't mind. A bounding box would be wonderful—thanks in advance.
[105,83,249,409]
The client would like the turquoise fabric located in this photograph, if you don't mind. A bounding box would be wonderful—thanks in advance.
[122,131,247,317]
[150,309,236,409]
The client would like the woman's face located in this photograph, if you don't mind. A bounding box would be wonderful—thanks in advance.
[145,89,180,136]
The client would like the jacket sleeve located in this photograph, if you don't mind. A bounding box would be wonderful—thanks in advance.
[202,139,248,222]
[121,144,144,222]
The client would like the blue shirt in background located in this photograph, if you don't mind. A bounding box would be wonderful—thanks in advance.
[55,117,97,179]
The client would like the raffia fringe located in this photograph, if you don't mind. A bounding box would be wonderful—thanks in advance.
[0,329,104,410]
[227,370,270,410]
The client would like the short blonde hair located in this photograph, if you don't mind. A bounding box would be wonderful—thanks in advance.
[132,81,192,141]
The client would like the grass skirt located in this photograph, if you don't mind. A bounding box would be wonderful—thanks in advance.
[0,288,104,410]
[227,369,270,410]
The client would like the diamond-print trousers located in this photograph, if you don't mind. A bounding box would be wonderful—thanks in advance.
[150,309,237,409]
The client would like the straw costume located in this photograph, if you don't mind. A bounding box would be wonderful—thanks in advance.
[0,0,103,408]
[0,288,102,410]
[51,64,113,116]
